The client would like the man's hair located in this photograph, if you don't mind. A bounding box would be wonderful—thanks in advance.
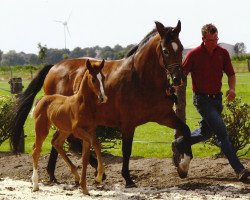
[201,24,218,37]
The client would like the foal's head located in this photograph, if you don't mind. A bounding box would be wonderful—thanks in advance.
[155,21,185,86]
[86,59,108,104]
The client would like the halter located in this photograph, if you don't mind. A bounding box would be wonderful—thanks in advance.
[160,43,181,77]
[159,42,181,103]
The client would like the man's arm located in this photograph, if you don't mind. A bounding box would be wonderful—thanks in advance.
[226,74,236,101]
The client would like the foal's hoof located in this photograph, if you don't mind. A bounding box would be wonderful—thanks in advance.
[32,187,39,192]
[82,189,90,196]
[95,172,107,181]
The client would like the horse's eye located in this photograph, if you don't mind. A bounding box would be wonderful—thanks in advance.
[163,48,169,56]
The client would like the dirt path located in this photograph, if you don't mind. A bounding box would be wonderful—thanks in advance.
[0,152,249,199]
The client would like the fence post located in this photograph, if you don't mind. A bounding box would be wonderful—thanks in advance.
[8,77,25,153]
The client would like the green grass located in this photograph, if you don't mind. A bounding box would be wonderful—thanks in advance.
[0,69,249,158]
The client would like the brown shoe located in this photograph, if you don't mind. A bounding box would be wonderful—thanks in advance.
[237,169,250,181]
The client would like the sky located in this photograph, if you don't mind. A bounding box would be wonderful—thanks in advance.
[1,0,250,54]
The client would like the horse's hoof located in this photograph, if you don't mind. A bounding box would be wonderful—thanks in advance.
[171,140,183,167]
[125,181,137,188]
[102,173,107,181]
[49,177,58,184]
[177,166,188,179]
[75,181,80,187]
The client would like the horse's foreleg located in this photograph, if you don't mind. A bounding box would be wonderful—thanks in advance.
[51,132,80,185]
[159,113,193,178]
[121,128,136,188]
[92,136,104,184]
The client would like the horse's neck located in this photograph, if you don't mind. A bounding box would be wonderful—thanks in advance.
[133,37,166,88]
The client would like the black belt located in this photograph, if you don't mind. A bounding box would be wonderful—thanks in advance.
[194,91,222,99]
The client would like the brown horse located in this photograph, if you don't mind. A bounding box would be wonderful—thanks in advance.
[32,59,107,194]
[11,21,192,187]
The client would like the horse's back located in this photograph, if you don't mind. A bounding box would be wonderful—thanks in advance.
[44,58,104,96]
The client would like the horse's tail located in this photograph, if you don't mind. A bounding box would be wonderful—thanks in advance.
[10,64,54,153]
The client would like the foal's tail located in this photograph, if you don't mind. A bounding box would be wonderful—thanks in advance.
[10,64,54,153]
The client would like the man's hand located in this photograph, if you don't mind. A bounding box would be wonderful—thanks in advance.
[226,89,236,101]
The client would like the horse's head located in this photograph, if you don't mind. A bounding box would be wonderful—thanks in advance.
[155,20,185,87]
[86,59,108,104]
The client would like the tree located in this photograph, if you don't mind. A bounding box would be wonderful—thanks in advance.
[37,43,48,63]
[0,50,3,64]
[0,50,25,66]
[70,47,85,58]
[234,42,246,55]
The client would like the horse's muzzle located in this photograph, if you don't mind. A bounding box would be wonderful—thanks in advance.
[173,77,181,86]
[98,95,108,104]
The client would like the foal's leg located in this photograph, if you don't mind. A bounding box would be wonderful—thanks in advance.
[80,139,91,195]
[32,120,49,191]
[92,136,104,184]
[46,133,98,183]
[51,131,80,185]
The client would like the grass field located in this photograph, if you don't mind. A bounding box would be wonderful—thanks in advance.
[0,67,249,158]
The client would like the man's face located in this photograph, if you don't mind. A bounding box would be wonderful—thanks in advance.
[202,32,218,51]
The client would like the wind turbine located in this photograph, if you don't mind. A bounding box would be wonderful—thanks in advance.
[54,12,72,49]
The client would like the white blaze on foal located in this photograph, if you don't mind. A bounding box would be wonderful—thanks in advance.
[97,73,107,102]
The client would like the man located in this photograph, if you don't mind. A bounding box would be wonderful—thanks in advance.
[172,23,250,181]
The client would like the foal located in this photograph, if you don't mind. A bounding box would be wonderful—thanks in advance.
[32,59,107,195]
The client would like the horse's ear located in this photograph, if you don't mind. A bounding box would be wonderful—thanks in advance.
[173,20,181,35]
[100,59,105,71]
[155,21,165,38]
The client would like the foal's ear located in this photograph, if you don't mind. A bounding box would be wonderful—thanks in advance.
[173,20,181,35]
[155,21,165,38]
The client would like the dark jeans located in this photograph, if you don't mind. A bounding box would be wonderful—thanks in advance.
[189,93,244,173]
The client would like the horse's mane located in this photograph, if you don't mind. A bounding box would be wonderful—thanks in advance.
[125,28,158,58]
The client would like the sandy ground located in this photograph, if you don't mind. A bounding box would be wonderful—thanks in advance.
[0,152,249,199]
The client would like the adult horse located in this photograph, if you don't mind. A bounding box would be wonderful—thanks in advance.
[11,20,192,187]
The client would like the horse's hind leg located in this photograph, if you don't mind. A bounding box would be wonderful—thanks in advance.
[32,120,49,191]
[51,132,80,185]
[46,146,59,183]
[121,127,136,188]
[92,136,104,184]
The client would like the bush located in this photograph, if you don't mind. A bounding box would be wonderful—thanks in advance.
[0,95,16,145]
[207,98,250,156]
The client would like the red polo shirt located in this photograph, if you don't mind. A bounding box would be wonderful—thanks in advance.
[183,43,235,94]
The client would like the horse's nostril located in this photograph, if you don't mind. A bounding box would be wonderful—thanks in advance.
[173,77,179,85]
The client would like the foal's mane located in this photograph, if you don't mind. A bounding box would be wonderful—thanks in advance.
[126,28,157,58]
